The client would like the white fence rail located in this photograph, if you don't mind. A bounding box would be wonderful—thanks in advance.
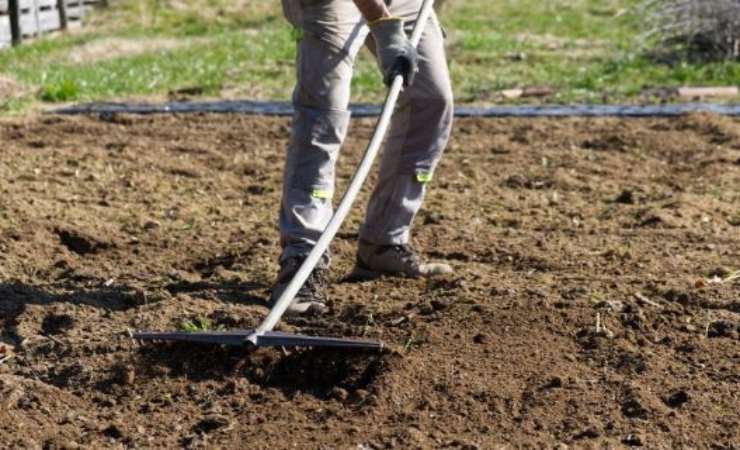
[0,0,105,48]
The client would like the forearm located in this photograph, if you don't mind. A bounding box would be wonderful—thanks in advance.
[352,0,391,22]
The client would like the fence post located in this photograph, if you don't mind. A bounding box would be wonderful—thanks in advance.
[9,0,22,46]
[32,0,40,37]
[57,0,68,30]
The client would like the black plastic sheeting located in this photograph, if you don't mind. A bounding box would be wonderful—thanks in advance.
[54,100,740,118]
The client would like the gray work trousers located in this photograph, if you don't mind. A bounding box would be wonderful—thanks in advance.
[279,0,454,266]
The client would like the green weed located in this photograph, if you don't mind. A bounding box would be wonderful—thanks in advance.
[39,79,80,102]
[179,316,224,333]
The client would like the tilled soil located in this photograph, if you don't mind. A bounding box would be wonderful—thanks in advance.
[0,112,738,449]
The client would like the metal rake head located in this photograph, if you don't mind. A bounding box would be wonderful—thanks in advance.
[133,329,383,350]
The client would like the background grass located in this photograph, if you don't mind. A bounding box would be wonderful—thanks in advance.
[0,0,739,114]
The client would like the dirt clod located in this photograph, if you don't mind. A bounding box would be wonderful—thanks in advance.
[101,424,124,440]
[664,390,690,409]
[573,427,600,440]
[622,433,645,446]
[707,320,736,338]
[541,376,563,390]
[55,228,110,255]
[472,333,489,344]
[194,414,231,433]
[614,188,636,204]
[114,364,136,386]
[330,386,350,401]
[622,398,650,419]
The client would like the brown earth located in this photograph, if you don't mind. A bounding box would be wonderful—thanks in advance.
[0,75,26,102]
[0,112,738,449]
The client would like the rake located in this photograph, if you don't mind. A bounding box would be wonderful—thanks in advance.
[134,0,437,351]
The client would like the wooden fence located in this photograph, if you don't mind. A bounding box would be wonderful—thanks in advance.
[0,0,104,48]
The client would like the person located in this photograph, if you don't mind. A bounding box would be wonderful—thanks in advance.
[272,0,454,315]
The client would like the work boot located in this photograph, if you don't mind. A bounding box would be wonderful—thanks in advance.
[269,257,329,316]
[351,239,453,280]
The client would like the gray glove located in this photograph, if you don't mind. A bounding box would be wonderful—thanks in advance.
[369,17,419,87]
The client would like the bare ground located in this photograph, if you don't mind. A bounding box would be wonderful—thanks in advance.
[0,112,738,449]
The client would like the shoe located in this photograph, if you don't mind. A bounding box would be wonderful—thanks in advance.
[269,257,329,316]
[351,240,453,280]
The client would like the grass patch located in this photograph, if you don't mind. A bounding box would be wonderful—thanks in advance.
[39,79,81,102]
[0,0,738,114]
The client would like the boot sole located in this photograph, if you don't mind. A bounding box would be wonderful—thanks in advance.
[347,265,418,282]
[268,294,328,318]
[278,303,329,318]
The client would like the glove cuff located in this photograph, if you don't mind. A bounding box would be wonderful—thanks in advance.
[369,15,405,48]
[367,15,403,27]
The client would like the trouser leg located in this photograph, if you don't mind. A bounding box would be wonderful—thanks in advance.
[359,2,454,245]
[279,0,369,266]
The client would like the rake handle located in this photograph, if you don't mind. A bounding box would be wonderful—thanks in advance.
[252,0,437,340]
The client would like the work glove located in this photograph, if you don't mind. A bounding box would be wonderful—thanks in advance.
[369,17,419,87]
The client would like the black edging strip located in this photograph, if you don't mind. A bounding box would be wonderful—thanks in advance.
[53,100,740,118]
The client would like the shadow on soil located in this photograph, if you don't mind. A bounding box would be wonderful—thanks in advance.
[135,343,389,400]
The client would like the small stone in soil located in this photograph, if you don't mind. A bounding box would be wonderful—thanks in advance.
[707,267,731,278]
[389,316,407,326]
